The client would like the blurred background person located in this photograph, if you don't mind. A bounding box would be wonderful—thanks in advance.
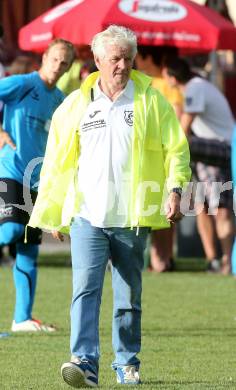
[135,45,183,272]
[57,45,96,95]
[6,53,38,76]
[164,58,235,274]
[0,39,39,267]
[136,46,183,118]
[0,39,75,332]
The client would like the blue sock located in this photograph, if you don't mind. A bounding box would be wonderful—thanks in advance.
[13,242,39,323]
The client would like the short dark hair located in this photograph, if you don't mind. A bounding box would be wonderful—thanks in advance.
[165,58,193,83]
[138,45,178,67]
[45,38,76,66]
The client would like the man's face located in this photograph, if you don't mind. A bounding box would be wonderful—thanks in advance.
[95,44,134,89]
[135,53,149,72]
[41,43,73,86]
[162,67,178,88]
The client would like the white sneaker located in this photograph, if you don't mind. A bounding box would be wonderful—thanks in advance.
[61,357,98,387]
[116,365,141,385]
[11,319,56,332]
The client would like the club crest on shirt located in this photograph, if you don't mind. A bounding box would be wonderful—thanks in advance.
[124,110,133,126]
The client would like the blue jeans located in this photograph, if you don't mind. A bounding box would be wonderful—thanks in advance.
[70,217,148,372]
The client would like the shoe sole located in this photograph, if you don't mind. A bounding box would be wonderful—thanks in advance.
[61,363,97,388]
[11,327,55,332]
[11,320,56,332]
[117,379,141,385]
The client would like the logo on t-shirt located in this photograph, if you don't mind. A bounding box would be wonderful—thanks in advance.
[81,119,106,132]
[0,205,13,219]
[186,97,193,106]
[89,110,101,118]
[124,110,133,126]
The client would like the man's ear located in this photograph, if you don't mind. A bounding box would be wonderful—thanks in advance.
[42,52,47,65]
[146,54,153,65]
[94,55,100,70]
[172,75,178,86]
[161,67,167,78]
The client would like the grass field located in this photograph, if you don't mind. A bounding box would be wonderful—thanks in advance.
[0,256,236,389]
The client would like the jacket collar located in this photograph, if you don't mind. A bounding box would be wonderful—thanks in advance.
[93,78,134,101]
[80,69,152,97]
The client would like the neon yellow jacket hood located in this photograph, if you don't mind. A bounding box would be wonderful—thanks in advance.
[29,70,191,233]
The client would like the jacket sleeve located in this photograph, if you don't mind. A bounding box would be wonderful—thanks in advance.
[160,103,191,192]
[28,90,81,231]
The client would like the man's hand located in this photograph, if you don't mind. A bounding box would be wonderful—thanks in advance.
[0,130,16,150]
[165,192,183,223]
[52,231,64,241]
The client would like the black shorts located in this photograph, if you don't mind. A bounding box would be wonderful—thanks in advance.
[0,178,42,244]
[189,136,231,169]
[193,162,233,210]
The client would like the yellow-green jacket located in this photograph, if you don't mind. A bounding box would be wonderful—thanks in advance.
[28,70,191,233]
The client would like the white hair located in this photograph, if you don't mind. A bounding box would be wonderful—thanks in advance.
[91,25,137,59]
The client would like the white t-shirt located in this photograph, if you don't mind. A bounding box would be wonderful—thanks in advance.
[184,77,234,143]
[77,79,134,227]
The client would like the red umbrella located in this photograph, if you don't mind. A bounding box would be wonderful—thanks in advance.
[19,0,236,53]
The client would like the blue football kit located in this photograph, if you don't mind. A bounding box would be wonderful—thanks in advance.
[0,71,65,324]
[0,71,64,189]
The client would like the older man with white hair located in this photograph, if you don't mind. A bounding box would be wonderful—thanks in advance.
[29,25,191,387]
